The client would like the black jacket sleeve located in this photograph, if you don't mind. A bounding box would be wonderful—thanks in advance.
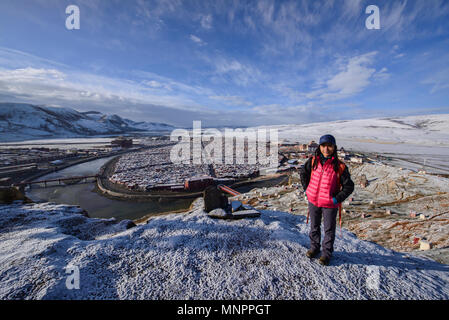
[334,166,355,203]
[299,157,313,191]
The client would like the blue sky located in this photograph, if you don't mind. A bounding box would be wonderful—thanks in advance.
[0,0,449,127]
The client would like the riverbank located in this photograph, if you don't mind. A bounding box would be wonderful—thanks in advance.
[8,148,145,188]
[96,156,204,200]
[25,154,197,222]
[96,154,290,201]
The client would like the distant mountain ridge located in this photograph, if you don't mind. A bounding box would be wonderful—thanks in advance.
[0,103,175,142]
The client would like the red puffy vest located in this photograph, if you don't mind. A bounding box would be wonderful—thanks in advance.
[306,156,345,209]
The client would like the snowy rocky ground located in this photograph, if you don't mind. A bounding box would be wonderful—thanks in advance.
[1,198,448,299]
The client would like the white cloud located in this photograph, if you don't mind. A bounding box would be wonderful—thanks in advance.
[0,66,212,113]
[141,79,171,90]
[422,68,449,94]
[256,0,275,25]
[0,67,65,82]
[253,0,321,54]
[379,0,449,41]
[373,67,390,81]
[0,46,69,70]
[200,14,213,29]
[189,34,206,45]
[327,53,376,94]
[302,52,386,101]
[209,95,253,106]
[208,56,263,87]
[341,0,363,19]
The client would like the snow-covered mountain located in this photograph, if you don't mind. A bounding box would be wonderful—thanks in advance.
[0,103,175,142]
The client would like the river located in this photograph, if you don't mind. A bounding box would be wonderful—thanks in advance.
[26,156,195,221]
[26,156,288,222]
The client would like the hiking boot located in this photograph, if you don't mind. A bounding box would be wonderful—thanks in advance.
[306,249,320,259]
[318,256,331,266]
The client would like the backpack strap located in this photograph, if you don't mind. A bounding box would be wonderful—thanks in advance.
[336,161,346,190]
[336,160,346,236]
[306,156,317,225]
[311,156,316,173]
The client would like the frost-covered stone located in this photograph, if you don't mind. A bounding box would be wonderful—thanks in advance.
[207,208,231,219]
[420,240,432,251]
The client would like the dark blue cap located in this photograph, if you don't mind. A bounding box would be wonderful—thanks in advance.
[319,134,336,146]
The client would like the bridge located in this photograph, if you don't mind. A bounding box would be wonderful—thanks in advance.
[15,175,101,188]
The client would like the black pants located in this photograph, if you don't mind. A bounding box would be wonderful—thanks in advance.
[308,201,338,259]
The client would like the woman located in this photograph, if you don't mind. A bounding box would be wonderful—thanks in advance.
[299,134,354,266]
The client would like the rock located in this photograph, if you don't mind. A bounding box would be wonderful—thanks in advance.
[231,209,261,219]
[207,208,231,219]
[359,174,369,188]
[419,214,426,220]
[386,209,392,215]
[419,240,432,251]
[203,185,228,213]
[388,180,397,191]
[231,201,244,212]
[0,186,30,204]
[125,221,136,229]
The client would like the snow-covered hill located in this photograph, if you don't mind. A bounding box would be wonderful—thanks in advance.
[257,114,449,174]
[260,114,449,150]
[0,103,175,142]
[0,198,448,299]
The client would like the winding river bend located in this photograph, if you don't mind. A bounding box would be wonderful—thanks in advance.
[26,156,195,221]
[26,155,288,222]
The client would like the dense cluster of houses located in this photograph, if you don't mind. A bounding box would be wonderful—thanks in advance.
[108,139,274,191]
[212,163,260,178]
[0,148,77,167]
[109,162,211,190]
[109,145,212,190]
